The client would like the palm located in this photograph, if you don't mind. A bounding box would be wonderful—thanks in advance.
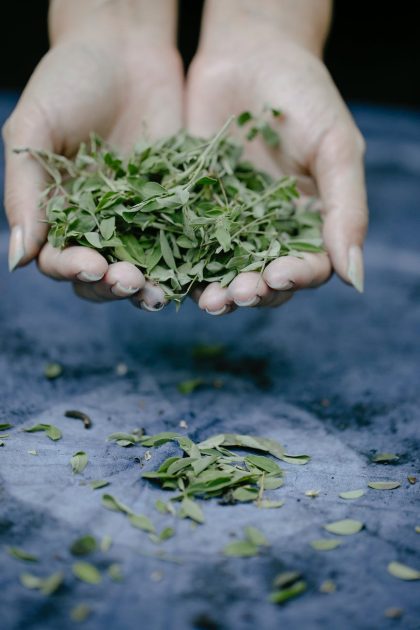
[185,44,341,313]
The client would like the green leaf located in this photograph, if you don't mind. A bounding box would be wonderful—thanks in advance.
[7,546,38,562]
[257,499,284,509]
[223,541,259,557]
[160,229,177,269]
[90,480,110,490]
[44,363,63,379]
[128,514,156,534]
[70,604,92,622]
[237,111,253,126]
[20,571,64,595]
[387,561,420,581]
[140,432,182,447]
[23,424,62,441]
[71,451,88,474]
[339,489,365,500]
[84,232,102,248]
[245,455,283,475]
[70,535,97,556]
[192,344,225,359]
[244,526,269,547]
[371,452,399,463]
[0,423,12,430]
[232,487,259,502]
[99,216,115,240]
[101,493,134,515]
[310,539,343,551]
[324,519,364,536]
[269,581,307,605]
[108,563,124,582]
[179,497,205,524]
[177,378,204,395]
[273,571,301,589]
[72,562,102,584]
[368,481,401,490]
[100,535,112,552]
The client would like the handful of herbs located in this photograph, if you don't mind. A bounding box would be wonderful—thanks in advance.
[22,110,323,302]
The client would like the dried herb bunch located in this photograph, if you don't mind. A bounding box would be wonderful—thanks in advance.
[21,110,323,302]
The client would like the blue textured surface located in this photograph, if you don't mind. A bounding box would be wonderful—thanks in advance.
[0,94,419,630]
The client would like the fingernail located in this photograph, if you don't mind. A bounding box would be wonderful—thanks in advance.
[77,271,105,283]
[206,305,229,316]
[140,301,165,312]
[111,282,139,297]
[234,296,261,307]
[347,245,364,293]
[8,225,25,271]
[267,279,295,291]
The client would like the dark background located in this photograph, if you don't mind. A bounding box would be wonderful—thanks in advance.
[0,1,419,108]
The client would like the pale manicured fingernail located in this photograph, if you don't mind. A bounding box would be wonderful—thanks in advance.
[77,271,105,283]
[347,245,364,293]
[140,301,165,312]
[111,282,139,297]
[266,278,294,291]
[234,296,261,307]
[206,305,229,316]
[8,225,25,271]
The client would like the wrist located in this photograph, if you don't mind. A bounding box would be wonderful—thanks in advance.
[49,0,178,49]
[198,0,332,58]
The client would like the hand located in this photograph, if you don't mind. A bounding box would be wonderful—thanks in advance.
[3,8,183,311]
[186,12,367,314]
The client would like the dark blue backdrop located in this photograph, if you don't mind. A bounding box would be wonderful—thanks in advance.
[0,94,419,630]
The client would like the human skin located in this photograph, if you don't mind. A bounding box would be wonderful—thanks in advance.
[3,0,367,314]
[3,0,183,310]
[187,0,368,314]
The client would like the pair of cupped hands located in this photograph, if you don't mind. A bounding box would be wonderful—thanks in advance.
[3,27,368,314]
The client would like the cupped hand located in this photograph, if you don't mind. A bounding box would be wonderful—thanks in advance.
[186,40,368,314]
[3,34,183,311]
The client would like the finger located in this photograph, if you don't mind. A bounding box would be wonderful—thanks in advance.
[131,281,168,313]
[77,262,145,301]
[313,125,368,292]
[3,106,52,270]
[226,272,271,307]
[198,282,233,315]
[38,243,108,282]
[264,253,332,291]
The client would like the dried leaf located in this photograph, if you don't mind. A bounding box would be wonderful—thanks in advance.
[387,561,420,580]
[371,452,399,463]
[368,481,401,490]
[90,480,110,490]
[72,562,102,584]
[269,581,307,605]
[7,547,38,562]
[128,514,156,534]
[324,519,364,536]
[101,493,134,515]
[310,539,343,551]
[339,489,365,500]
[70,535,97,556]
[71,451,88,474]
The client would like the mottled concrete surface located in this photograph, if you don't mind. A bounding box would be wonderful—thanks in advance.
[0,95,419,630]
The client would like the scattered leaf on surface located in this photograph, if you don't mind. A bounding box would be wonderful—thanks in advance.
[339,489,365,500]
[324,519,364,536]
[310,539,343,551]
[387,561,420,581]
[72,562,102,584]
[368,481,401,490]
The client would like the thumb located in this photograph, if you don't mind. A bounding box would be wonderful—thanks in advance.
[313,123,368,292]
[2,99,51,270]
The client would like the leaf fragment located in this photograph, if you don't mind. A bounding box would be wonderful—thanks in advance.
[269,581,307,605]
[70,603,92,622]
[371,452,399,463]
[101,493,134,515]
[44,363,63,379]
